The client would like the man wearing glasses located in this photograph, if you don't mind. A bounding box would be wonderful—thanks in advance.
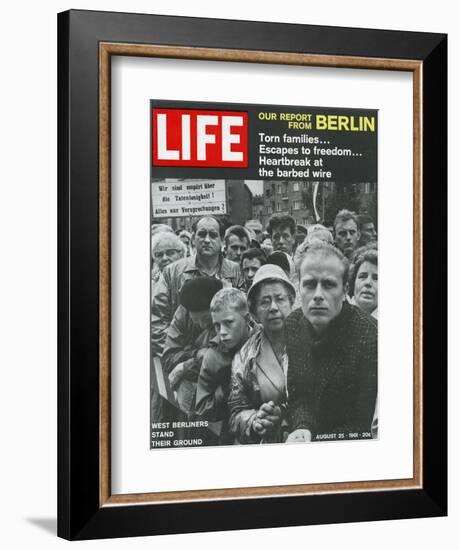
[152,216,244,357]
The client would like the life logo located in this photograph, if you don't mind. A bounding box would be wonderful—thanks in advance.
[152,108,248,168]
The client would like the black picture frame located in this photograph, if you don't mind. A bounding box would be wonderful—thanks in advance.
[58,9,447,540]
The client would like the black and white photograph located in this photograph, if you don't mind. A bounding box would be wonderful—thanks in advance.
[150,100,379,449]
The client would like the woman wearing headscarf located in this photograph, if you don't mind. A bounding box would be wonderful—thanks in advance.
[228,264,296,444]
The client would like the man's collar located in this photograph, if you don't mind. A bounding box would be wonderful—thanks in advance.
[184,254,239,277]
[183,253,222,274]
[301,301,351,345]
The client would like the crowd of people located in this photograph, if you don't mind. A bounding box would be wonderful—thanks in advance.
[151,209,378,446]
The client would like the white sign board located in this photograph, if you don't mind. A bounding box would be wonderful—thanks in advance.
[152,179,227,218]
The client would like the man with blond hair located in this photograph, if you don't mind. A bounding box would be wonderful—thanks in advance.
[195,288,252,442]
[224,225,251,263]
[285,241,377,443]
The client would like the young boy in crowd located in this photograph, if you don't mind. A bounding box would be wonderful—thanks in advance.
[195,288,253,443]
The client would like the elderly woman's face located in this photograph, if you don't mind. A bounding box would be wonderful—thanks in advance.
[354,260,378,314]
[152,241,183,271]
[254,282,293,333]
[310,229,334,244]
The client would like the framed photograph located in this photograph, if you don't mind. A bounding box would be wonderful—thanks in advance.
[58,9,447,540]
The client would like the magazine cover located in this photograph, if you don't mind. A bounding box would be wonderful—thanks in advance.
[150,100,378,449]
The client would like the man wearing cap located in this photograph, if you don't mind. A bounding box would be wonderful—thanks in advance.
[162,277,224,406]
[178,229,193,257]
[229,264,296,444]
[151,216,244,357]
[195,289,253,442]
[285,241,377,443]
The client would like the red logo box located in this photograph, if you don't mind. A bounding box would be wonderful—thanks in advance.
[152,108,248,167]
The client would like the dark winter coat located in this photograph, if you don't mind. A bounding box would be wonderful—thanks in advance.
[285,302,377,440]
